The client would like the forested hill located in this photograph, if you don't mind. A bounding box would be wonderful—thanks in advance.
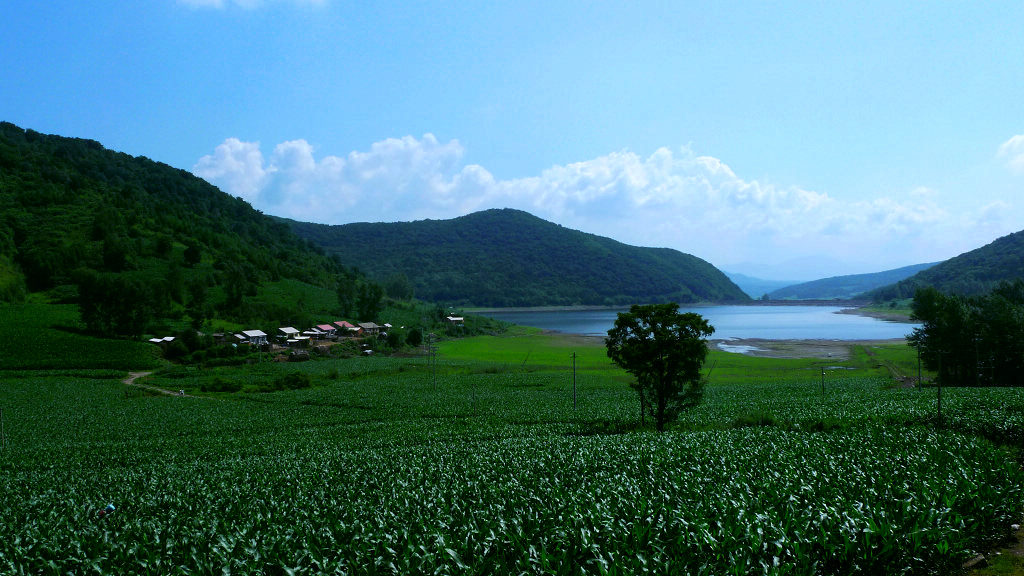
[869,230,1024,300]
[287,209,750,307]
[767,262,938,301]
[0,122,351,330]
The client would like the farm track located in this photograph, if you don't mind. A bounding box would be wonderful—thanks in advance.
[123,371,210,399]
[859,345,917,388]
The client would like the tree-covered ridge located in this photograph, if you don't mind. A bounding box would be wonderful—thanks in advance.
[287,208,750,307]
[870,230,1024,300]
[767,262,938,301]
[0,121,351,329]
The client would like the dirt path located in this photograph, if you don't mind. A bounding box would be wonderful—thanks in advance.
[122,371,200,398]
[965,524,1024,574]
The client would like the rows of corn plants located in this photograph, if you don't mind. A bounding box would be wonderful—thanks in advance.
[2,354,1024,574]
[0,303,159,370]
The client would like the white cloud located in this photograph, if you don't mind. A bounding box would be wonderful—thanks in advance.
[998,135,1024,174]
[194,134,483,222]
[192,138,267,200]
[194,135,1013,278]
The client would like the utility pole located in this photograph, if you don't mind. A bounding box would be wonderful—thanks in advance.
[571,352,577,411]
[821,368,825,398]
[975,335,980,387]
[426,333,438,391]
[916,342,922,390]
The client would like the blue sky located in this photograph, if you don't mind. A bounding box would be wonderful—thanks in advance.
[3,1,1022,280]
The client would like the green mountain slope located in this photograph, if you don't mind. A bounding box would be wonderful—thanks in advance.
[767,262,938,300]
[0,121,351,330]
[288,209,750,307]
[869,230,1024,300]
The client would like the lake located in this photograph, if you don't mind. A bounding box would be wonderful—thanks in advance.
[480,305,920,340]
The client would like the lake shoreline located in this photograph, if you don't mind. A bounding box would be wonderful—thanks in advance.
[532,331,908,360]
[838,306,915,323]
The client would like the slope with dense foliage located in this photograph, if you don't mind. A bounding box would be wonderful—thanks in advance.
[288,209,750,307]
[0,121,354,332]
[870,230,1024,300]
[768,262,937,300]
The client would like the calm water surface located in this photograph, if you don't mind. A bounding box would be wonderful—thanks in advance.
[481,305,919,340]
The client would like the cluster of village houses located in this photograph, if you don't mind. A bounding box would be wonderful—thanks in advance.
[233,321,391,348]
[149,316,465,350]
[148,320,391,349]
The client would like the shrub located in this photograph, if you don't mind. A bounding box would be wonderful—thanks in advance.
[265,372,312,392]
[201,376,242,393]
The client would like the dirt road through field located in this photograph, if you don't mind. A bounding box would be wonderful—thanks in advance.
[122,371,201,398]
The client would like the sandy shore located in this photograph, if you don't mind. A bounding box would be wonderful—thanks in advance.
[542,331,906,360]
[710,338,906,360]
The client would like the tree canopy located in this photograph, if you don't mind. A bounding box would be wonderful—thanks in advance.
[606,303,714,431]
[907,280,1024,387]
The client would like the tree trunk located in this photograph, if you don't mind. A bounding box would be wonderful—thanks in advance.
[640,394,645,427]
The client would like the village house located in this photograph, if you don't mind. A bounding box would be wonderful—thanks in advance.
[334,320,361,336]
[358,322,380,335]
[241,329,269,347]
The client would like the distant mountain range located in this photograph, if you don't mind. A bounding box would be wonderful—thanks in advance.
[868,230,1024,300]
[724,272,800,299]
[766,263,938,301]
[287,209,750,307]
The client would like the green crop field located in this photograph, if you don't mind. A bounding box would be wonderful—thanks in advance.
[1,330,1022,574]
[0,303,160,371]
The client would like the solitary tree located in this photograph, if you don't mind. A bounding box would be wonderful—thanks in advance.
[336,269,360,317]
[606,303,714,431]
[356,281,384,321]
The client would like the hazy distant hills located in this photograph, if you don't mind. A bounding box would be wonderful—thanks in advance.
[724,272,800,299]
[766,263,938,301]
[869,230,1024,300]
[288,209,750,307]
